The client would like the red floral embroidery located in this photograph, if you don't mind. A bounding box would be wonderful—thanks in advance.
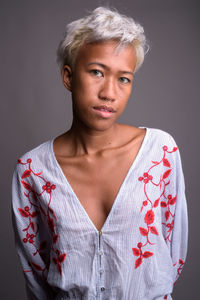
[53,250,67,275]
[173,258,185,285]
[132,242,153,269]
[18,158,66,277]
[144,210,154,225]
[161,193,177,242]
[132,145,178,269]
[163,258,184,298]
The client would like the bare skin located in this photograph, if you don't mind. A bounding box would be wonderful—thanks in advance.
[53,41,146,231]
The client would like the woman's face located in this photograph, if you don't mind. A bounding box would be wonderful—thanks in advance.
[62,40,137,132]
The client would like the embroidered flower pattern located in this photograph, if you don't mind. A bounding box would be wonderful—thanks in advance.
[18,158,66,277]
[173,259,185,285]
[132,145,178,269]
[163,258,185,298]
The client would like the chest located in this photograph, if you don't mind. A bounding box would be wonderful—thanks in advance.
[57,148,140,231]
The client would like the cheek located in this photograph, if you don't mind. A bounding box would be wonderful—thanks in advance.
[119,88,132,105]
[72,76,96,98]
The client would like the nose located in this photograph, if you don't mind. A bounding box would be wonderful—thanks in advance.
[99,78,116,102]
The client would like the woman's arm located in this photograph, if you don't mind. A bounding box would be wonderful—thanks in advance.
[162,137,188,285]
[11,163,56,300]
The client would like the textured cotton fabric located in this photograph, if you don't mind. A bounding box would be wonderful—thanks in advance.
[11,127,188,300]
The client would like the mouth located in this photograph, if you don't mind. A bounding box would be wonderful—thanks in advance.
[93,105,116,113]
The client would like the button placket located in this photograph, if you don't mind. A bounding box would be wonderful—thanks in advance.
[98,230,105,294]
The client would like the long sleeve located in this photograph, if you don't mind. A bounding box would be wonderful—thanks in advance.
[161,138,188,285]
[11,162,56,300]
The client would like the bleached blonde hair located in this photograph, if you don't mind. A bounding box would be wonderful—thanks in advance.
[57,7,149,72]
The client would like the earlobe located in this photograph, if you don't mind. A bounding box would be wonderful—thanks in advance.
[62,65,72,91]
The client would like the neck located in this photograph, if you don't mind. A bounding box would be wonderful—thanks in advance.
[68,118,119,155]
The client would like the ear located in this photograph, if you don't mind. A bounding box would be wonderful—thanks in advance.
[62,65,73,91]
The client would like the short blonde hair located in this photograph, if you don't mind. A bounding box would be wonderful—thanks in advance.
[57,7,149,72]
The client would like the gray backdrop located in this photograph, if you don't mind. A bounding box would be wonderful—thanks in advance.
[1,0,199,299]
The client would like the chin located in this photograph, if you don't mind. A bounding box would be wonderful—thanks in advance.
[73,112,119,132]
[86,120,117,132]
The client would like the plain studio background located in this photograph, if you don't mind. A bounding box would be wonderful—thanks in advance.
[1,0,199,299]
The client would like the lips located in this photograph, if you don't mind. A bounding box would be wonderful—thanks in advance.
[93,105,116,113]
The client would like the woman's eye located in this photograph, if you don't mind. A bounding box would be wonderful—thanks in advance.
[119,77,131,84]
[90,69,103,77]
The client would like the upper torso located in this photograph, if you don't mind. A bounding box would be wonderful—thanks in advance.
[53,125,146,231]
[13,127,186,299]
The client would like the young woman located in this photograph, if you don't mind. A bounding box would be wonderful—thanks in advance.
[12,7,188,300]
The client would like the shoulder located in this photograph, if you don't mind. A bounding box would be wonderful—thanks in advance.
[13,139,53,175]
[117,124,179,152]
[121,125,178,149]
[142,128,184,181]
[18,140,52,163]
[146,127,178,150]
[145,128,183,173]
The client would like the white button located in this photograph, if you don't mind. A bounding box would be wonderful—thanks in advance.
[100,269,104,274]
[98,251,103,256]
[101,287,105,291]
[99,230,103,235]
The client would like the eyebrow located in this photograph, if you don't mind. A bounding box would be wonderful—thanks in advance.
[87,62,134,76]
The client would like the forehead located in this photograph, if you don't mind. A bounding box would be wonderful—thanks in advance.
[74,40,136,72]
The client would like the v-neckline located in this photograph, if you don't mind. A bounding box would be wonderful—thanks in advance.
[50,127,149,233]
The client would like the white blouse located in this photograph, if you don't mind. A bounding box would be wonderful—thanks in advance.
[11,127,188,300]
